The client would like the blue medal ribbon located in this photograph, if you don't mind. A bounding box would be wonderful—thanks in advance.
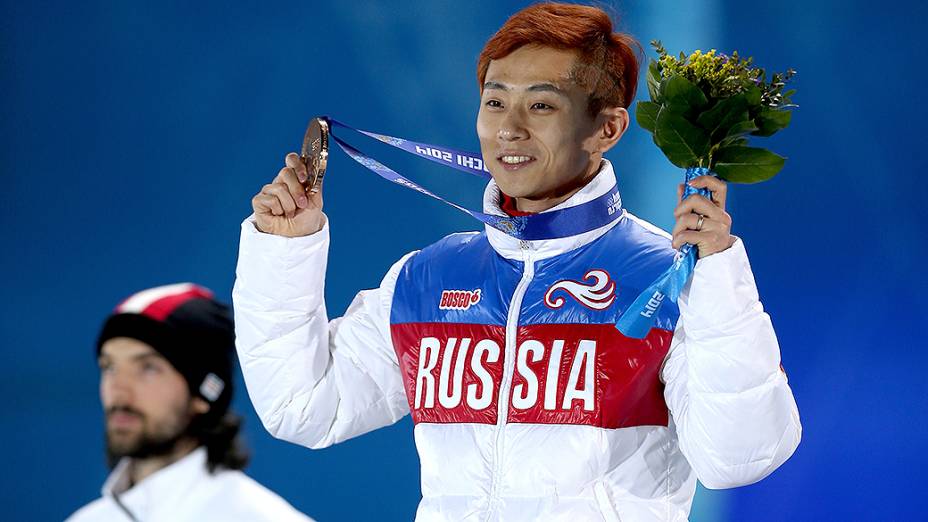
[325,118,624,241]
[328,119,492,180]
[615,167,715,339]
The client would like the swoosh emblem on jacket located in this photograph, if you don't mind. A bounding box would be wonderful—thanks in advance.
[544,270,616,311]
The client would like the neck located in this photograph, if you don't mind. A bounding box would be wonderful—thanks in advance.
[513,158,602,213]
[128,437,199,486]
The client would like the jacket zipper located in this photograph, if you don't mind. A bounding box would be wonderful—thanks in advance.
[485,243,535,519]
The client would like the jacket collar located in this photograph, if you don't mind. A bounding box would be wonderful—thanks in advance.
[483,159,626,261]
[102,447,209,514]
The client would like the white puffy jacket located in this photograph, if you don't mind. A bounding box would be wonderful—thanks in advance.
[233,161,801,521]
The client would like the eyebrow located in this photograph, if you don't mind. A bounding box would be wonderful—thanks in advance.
[131,353,163,362]
[483,81,568,96]
[527,83,567,95]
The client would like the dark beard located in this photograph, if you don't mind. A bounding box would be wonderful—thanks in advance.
[104,404,194,468]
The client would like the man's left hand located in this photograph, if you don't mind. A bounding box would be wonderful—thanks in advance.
[671,175,736,258]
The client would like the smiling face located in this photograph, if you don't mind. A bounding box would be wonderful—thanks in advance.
[477,45,628,212]
[98,337,205,462]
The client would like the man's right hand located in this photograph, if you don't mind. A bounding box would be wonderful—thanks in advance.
[252,152,326,237]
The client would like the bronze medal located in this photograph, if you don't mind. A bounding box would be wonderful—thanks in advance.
[300,117,329,194]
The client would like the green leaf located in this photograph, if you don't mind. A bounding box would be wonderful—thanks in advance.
[752,109,792,137]
[746,86,765,119]
[720,137,749,148]
[636,101,660,133]
[695,94,750,142]
[745,85,762,106]
[662,75,709,116]
[724,120,759,140]
[650,104,686,149]
[711,145,786,183]
[647,60,662,102]
[655,106,711,168]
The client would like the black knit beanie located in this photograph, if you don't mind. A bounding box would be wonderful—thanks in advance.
[96,283,235,424]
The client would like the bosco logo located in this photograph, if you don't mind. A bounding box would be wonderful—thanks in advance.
[439,289,481,311]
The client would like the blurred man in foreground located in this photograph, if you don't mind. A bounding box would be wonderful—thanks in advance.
[68,283,312,522]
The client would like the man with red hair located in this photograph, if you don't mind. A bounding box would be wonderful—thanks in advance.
[234,3,801,520]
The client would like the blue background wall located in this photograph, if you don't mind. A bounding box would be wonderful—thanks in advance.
[2,1,924,520]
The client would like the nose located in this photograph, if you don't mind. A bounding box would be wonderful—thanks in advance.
[497,110,529,142]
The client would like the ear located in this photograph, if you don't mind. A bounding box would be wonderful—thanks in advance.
[191,397,210,415]
[595,107,629,154]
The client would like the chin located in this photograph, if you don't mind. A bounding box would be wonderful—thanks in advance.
[107,436,141,457]
[488,172,529,198]
[494,181,530,199]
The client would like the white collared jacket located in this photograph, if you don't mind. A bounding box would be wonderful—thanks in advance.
[233,160,801,521]
[66,447,313,521]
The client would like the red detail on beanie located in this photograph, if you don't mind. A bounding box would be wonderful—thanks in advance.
[115,284,215,322]
[140,288,213,321]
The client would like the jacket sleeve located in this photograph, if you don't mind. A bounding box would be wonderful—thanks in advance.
[232,216,414,449]
[661,237,801,489]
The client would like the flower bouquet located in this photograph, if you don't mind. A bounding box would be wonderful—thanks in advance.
[637,41,795,180]
[616,41,796,339]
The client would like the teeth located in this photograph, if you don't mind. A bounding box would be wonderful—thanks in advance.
[501,155,532,164]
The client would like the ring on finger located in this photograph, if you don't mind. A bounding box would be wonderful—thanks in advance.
[695,214,705,231]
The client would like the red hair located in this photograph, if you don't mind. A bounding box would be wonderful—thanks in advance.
[477,2,641,114]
